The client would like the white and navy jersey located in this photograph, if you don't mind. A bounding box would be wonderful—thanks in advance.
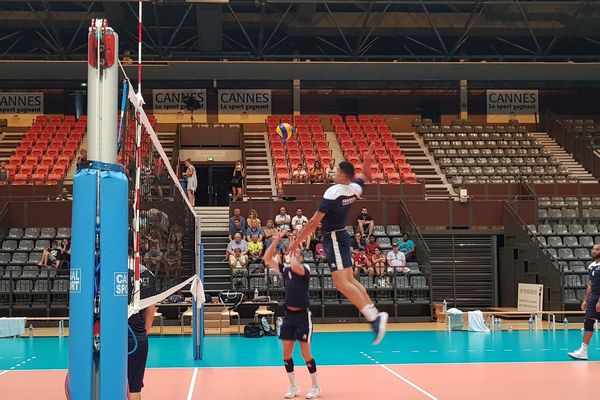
[318,178,365,233]
[278,262,311,309]
[588,261,600,295]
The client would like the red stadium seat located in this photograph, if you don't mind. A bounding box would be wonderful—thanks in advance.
[51,166,66,176]
[25,156,39,166]
[56,157,70,167]
[63,149,75,158]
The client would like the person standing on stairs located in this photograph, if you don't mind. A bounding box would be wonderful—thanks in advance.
[182,158,197,206]
[231,160,245,201]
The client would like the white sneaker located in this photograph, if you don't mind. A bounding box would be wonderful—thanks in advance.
[284,385,301,398]
[305,385,321,399]
[568,348,588,360]
[371,312,389,345]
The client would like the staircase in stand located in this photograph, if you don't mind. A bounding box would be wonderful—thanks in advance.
[244,131,275,198]
[424,233,496,309]
[195,206,231,297]
[0,126,26,162]
[530,132,598,183]
[394,132,453,199]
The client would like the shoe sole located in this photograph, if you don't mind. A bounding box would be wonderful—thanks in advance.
[567,353,588,360]
[372,312,389,345]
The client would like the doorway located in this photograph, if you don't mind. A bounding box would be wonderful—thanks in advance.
[420,99,442,123]
[193,164,235,206]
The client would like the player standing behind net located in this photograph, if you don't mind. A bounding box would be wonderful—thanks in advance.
[264,232,321,399]
[288,145,388,345]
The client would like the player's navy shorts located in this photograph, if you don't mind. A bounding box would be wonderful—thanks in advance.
[323,230,353,273]
[279,308,313,343]
[128,338,149,393]
[586,296,600,319]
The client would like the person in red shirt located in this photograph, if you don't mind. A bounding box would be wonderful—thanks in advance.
[365,234,379,262]
[353,248,374,278]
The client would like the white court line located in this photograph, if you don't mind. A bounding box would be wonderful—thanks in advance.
[378,363,439,400]
[0,370,9,377]
[0,356,35,377]
[186,367,198,400]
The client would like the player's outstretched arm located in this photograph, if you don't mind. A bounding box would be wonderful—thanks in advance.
[288,211,324,254]
[263,232,282,270]
[358,143,375,183]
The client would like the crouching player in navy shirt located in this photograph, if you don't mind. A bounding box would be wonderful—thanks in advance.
[128,265,157,400]
[264,232,321,399]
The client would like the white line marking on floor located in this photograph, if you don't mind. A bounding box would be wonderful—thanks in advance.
[372,351,382,354]
[392,350,401,353]
[186,367,198,400]
[361,352,439,400]
[410,350,420,353]
[0,370,9,376]
[378,364,439,400]
[467,349,475,352]
[541,349,549,351]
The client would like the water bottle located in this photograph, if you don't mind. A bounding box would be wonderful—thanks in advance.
[442,299,447,313]
[276,317,283,336]
[28,324,33,338]
[254,288,259,299]
[497,319,502,331]
[563,318,569,331]
[528,316,534,331]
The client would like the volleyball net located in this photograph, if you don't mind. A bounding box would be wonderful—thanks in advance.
[117,67,204,320]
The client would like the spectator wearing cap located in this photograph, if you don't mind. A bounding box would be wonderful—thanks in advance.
[397,233,416,262]
[386,243,408,274]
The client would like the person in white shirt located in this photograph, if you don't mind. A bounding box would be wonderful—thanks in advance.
[325,161,336,183]
[292,164,308,183]
[386,244,409,274]
[275,207,292,231]
[291,208,309,231]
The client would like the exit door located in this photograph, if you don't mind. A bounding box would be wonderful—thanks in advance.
[194,164,234,206]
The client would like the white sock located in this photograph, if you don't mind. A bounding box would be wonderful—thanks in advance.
[360,304,378,322]
[581,343,589,351]
[310,373,319,387]
[287,372,297,386]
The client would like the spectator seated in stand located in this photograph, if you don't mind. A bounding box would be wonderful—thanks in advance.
[229,219,245,241]
[245,219,264,242]
[274,206,291,231]
[292,163,308,183]
[247,209,261,228]
[163,242,182,278]
[263,219,277,250]
[229,208,246,237]
[38,240,60,268]
[228,247,248,276]
[56,187,73,201]
[357,207,375,237]
[309,160,326,183]
[143,244,163,275]
[248,234,264,264]
[315,236,327,263]
[325,160,336,183]
[371,247,387,278]
[0,161,8,183]
[291,208,310,249]
[350,232,366,257]
[353,248,374,278]
[365,234,379,261]
[397,233,416,262]
[226,233,248,259]
[387,243,409,274]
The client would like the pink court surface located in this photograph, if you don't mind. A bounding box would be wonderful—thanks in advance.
[2,330,600,399]
[2,363,600,399]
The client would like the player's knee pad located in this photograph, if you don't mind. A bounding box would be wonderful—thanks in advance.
[284,358,294,373]
[584,318,595,332]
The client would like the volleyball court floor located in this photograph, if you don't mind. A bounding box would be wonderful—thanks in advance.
[1,330,599,399]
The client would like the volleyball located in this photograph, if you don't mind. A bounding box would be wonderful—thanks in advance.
[275,122,295,142]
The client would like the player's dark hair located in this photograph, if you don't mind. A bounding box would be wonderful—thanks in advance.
[338,161,355,179]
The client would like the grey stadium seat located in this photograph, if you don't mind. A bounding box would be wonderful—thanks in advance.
[580,236,594,247]
[547,237,563,247]
[18,240,34,251]
[23,228,40,239]
[28,253,43,264]
[570,261,586,271]
[584,224,599,234]
[557,248,575,260]
[547,248,558,258]
[3,265,22,278]
[39,268,57,278]
[302,250,314,263]
[34,240,50,251]
[386,225,402,236]
[0,253,10,265]
[553,224,568,235]
[538,225,553,235]
[8,228,24,239]
[569,224,583,234]
[373,225,387,237]
[536,236,547,246]
[56,228,71,239]
[527,225,537,233]
[574,248,591,259]
[562,236,578,247]
[21,266,39,278]
[563,275,581,287]
[376,237,392,250]
[39,228,56,239]
[411,276,428,288]
[2,240,17,251]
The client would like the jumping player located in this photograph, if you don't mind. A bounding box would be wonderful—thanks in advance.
[264,232,321,399]
[568,244,600,360]
[288,145,388,345]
